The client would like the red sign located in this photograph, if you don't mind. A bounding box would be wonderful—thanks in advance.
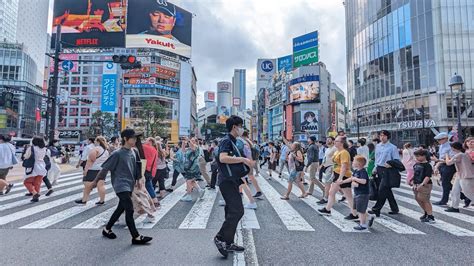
[206,92,215,101]
[285,105,293,140]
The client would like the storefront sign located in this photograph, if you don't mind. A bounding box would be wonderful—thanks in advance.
[59,130,80,139]
[398,120,436,129]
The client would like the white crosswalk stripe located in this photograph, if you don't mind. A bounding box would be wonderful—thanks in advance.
[257,174,314,231]
[4,173,83,196]
[0,171,473,237]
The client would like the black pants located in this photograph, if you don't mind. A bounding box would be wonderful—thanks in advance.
[260,157,269,168]
[439,164,456,204]
[210,168,218,188]
[372,166,399,212]
[216,180,244,245]
[171,169,180,187]
[43,175,52,190]
[153,169,167,192]
[106,191,139,238]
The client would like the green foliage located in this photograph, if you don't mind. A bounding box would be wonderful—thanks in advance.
[88,110,116,138]
[140,101,168,138]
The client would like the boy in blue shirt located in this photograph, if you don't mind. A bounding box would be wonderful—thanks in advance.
[350,155,375,230]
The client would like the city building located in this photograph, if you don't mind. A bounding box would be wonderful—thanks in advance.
[204,91,216,108]
[216,81,232,124]
[232,69,246,111]
[288,62,332,142]
[330,82,346,134]
[16,0,49,86]
[0,0,19,42]
[0,42,43,137]
[256,59,276,142]
[345,0,474,146]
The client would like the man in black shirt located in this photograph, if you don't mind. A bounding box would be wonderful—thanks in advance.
[214,116,255,258]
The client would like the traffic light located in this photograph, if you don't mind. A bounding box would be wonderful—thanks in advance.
[112,55,141,70]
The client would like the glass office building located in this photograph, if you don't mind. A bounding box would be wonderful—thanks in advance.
[345,0,474,145]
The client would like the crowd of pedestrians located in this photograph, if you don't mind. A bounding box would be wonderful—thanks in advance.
[1,114,472,255]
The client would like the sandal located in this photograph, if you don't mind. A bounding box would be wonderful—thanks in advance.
[280,196,290,200]
[95,201,105,205]
[102,228,117,239]
[298,194,307,198]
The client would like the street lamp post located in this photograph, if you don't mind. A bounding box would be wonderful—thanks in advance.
[449,73,464,143]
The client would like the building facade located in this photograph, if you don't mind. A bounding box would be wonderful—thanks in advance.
[232,69,246,111]
[0,0,19,42]
[330,82,346,134]
[345,0,474,146]
[0,42,42,137]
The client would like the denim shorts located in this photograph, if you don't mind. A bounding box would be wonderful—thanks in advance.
[353,194,370,213]
[288,171,301,183]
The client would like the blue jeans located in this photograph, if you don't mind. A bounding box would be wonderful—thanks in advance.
[145,173,156,199]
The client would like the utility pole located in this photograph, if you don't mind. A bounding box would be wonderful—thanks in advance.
[49,25,61,142]
[421,105,425,146]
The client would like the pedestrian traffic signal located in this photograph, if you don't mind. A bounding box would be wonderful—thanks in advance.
[112,55,141,70]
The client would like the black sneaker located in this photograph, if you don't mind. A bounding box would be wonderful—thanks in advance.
[214,236,228,258]
[132,235,153,245]
[344,213,359,220]
[338,196,346,203]
[464,199,471,208]
[31,193,40,203]
[368,216,375,227]
[433,201,447,206]
[227,243,245,253]
[303,182,308,185]
[317,207,331,216]
[166,188,174,193]
[317,198,328,205]
[253,191,263,198]
[25,192,33,196]
[74,199,87,204]
[368,209,380,217]
[0,191,3,195]
[419,213,428,220]
[45,189,54,197]
[102,229,117,239]
[444,207,459,213]
[425,215,436,224]
[4,183,14,194]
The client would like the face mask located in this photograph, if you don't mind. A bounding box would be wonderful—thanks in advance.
[236,127,244,137]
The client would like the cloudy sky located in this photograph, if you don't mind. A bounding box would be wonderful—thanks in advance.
[48,0,347,109]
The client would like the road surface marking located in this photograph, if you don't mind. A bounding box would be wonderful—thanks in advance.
[6,173,83,195]
[257,174,314,231]
[179,188,217,229]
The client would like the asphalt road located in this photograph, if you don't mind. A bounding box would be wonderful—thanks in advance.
[1,168,473,265]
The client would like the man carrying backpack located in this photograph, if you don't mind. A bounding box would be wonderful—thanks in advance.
[242,131,263,198]
[198,140,212,187]
[214,116,255,258]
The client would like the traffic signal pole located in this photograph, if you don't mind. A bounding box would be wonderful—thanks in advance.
[49,24,61,142]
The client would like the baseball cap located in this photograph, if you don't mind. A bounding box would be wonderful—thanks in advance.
[434,132,449,140]
[309,136,316,142]
[150,1,176,16]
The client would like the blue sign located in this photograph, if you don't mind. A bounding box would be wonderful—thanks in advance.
[61,60,74,71]
[261,60,274,72]
[101,74,117,112]
[293,31,318,53]
[277,55,293,72]
[289,75,319,86]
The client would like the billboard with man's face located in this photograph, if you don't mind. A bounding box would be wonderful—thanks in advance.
[126,0,192,58]
[51,0,127,48]
[300,110,319,133]
[288,75,320,104]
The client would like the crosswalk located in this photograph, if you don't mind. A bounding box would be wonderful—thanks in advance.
[1,169,473,238]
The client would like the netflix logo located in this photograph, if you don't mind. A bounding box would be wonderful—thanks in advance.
[75,39,99,46]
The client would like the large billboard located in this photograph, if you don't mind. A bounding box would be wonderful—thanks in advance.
[257,59,276,81]
[178,62,192,136]
[300,110,319,133]
[288,75,320,104]
[101,62,118,112]
[52,0,127,48]
[293,31,319,68]
[278,55,293,72]
[126,0,192,58]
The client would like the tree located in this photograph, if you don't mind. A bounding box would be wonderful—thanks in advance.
[140,101,168,138]
[88,110,116,139]
[201,123,227,141]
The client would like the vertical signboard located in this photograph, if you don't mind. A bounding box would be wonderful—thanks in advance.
[293,31,319,68]
[179,62,192,136]
[101,62,117,112]
[277,55,293,72]
[285,105,293,140]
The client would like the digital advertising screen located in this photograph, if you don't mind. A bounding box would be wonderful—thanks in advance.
[288,75,320,104]
[300,110,319,133]
[51,0,127,48]
[126,0,192,58]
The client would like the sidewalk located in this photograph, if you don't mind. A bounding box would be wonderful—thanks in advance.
[6,158,81,182]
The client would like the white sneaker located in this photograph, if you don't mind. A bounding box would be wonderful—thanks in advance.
[143,215,156,224]
[244,202,257,210]
[180,194,193,202]
[218,199,226,206]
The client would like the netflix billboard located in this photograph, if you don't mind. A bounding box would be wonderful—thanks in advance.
[51,0,127,48]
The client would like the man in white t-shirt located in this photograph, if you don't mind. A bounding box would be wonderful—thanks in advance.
[356,138,369,168]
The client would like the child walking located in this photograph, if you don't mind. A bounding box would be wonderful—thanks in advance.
[351,155,374,230]
[411,149,435,223]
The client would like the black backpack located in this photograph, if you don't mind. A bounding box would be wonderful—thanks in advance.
[203,149,212,163]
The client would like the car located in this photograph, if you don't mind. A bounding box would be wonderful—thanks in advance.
[12,138,31,155]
